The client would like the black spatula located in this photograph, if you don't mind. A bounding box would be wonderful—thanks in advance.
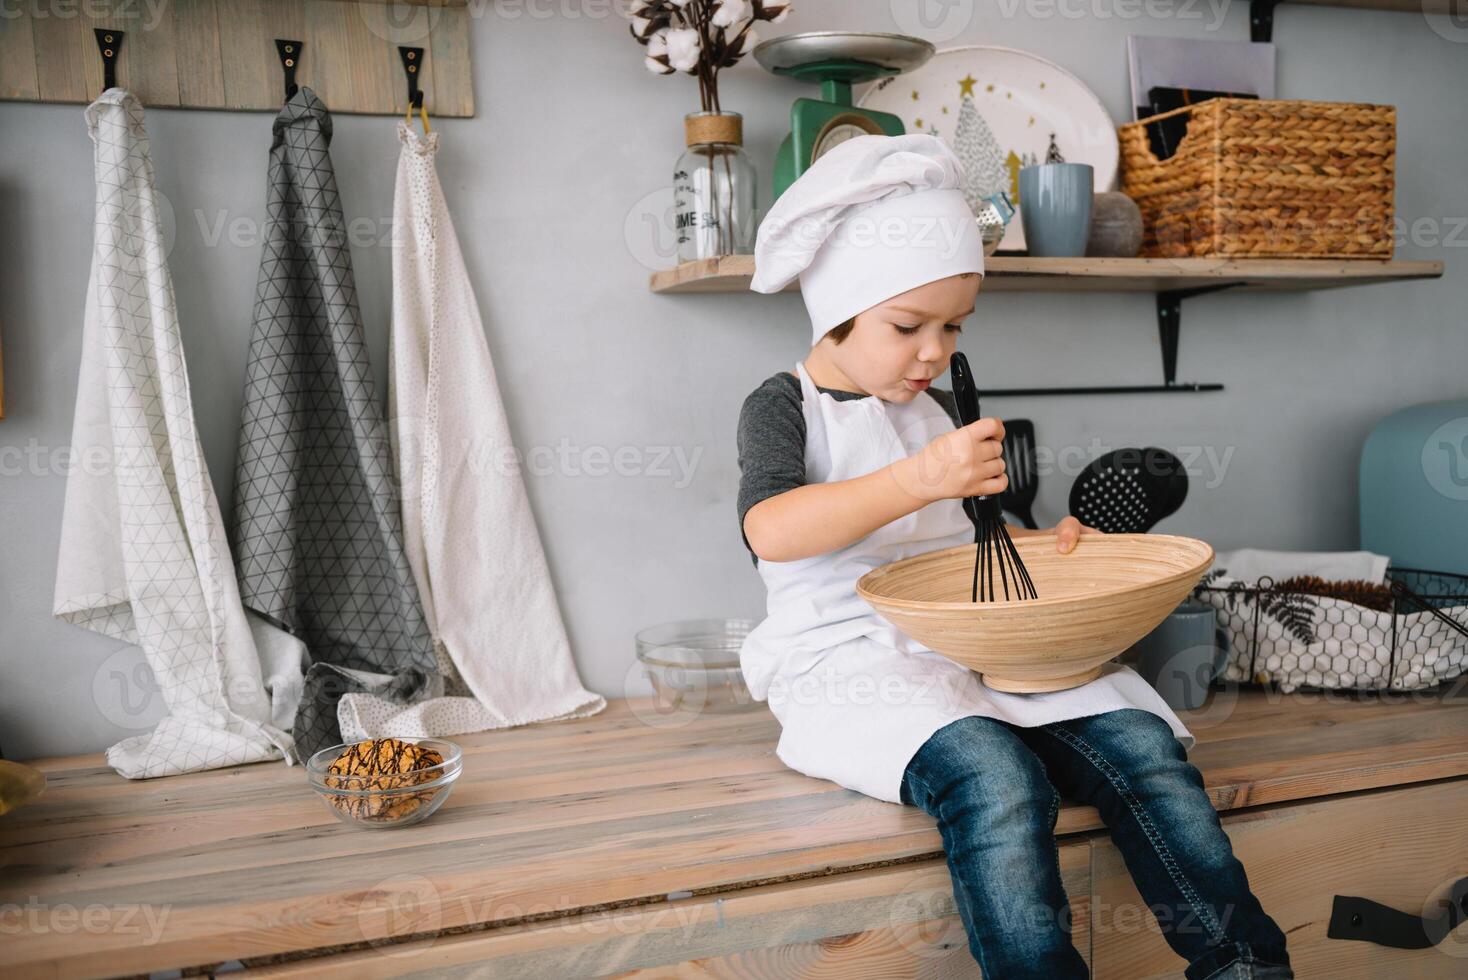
[999,419,1040,530]
[1068,447,1188,534]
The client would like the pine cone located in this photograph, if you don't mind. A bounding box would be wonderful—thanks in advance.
[1272,575,1395,612]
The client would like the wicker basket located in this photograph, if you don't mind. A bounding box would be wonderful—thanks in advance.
[1118,98,1395,259]
[1194,568,1468,693]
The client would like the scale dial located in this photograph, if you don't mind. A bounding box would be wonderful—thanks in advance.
[813,114,886,160]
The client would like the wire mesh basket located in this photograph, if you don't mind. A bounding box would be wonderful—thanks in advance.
[1192,567,1468,692]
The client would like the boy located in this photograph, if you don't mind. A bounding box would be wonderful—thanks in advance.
[735,133,1292,979]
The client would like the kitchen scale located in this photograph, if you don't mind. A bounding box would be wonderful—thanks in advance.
[753,32,935,203]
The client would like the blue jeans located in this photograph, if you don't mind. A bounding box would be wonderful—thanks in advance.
[900,709,1293,979]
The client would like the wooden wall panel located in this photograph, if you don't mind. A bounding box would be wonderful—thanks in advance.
[0,13,40,100]
[430,5,474,119]
[30,10,92,104]
[0,0,473,117]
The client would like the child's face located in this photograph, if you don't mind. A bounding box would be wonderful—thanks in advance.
[829,273,981,403]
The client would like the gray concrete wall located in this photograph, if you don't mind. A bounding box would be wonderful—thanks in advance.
[2,2,1464,758]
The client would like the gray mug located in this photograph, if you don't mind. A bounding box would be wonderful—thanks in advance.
[1125,599,1230,710]
[1019,162,1094,257]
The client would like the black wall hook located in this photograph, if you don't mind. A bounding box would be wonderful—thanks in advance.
[94,28,124,94]
[398,46,425,110]
[275,38,303,101]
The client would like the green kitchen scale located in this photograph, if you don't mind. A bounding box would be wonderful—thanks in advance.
[753,32,936,203]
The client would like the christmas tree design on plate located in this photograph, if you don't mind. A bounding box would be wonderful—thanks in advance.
[952,74,1008,213]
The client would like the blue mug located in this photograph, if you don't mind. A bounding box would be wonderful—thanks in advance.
[1126,599,1230,710]
[1019,162,1094,257]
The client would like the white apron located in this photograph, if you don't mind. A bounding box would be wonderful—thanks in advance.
[740,360,1195,804]
[53,89,301,779]
[335,121,606,742]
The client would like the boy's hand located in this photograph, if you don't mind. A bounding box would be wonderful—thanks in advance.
[895,418,1008,504]
[1052,515,1097,553]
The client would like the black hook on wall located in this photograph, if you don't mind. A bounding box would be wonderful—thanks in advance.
[398,47,425,110]
[94,28,124,94]
[275,38,303,101]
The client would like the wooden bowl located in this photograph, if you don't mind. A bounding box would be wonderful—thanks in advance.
[856,533,1214,693]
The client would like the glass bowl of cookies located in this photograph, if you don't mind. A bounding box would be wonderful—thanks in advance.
[305,736,462,829]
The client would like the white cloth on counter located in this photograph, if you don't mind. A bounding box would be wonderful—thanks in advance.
[337,122,606,742]
[53,89,300,779]
[748,133,987,346]
[1212,548,1391,585]
[738,360,1195,806]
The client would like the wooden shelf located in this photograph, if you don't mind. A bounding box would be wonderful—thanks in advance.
[649,254,1444,295]
[1285,0,1458,14]
[1251,0,1459,42]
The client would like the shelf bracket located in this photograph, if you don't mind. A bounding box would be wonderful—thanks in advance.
[1156,283,1238,389]
[982,282,1239,398]
[1250,0,1279,43]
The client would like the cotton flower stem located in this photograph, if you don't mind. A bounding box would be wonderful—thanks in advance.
[689,1,714,111]
[719,149,734,252]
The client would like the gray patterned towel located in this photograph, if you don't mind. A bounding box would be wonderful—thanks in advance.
[230,87,440,759]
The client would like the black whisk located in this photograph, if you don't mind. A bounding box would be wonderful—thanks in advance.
[949,352,1040,603]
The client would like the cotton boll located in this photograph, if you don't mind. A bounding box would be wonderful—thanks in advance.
[730,27,758,59]
[665,28,701,73]
[758,1,791,22]
[712,0,752,27]
[644,29,675,74]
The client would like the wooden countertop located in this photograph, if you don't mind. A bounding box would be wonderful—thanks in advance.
[3,685,1467,978]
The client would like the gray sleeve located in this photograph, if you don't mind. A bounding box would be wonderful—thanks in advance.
[736,373,806,563]
[734,377,958,564]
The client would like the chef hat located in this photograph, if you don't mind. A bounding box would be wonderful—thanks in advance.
[750,133,986,347]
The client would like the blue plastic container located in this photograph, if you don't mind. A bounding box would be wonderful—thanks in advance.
[1359,399,1468,575]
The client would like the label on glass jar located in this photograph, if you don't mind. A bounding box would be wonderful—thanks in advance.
[673,166,721,249]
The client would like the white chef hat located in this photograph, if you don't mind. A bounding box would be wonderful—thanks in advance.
[750,133,985,347]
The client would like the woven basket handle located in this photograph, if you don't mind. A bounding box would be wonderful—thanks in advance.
[1130,96,1246,166]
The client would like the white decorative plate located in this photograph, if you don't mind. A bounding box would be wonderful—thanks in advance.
[857,45,1119,253]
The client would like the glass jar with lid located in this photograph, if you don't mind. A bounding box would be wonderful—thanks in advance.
[673,110,757,262]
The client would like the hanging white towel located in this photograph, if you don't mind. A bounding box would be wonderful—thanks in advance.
[336,122,606,741]
[53,90,301,779]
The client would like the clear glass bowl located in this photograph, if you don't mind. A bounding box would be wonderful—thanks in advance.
[635,618,759,713]
[305,738,462,829]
